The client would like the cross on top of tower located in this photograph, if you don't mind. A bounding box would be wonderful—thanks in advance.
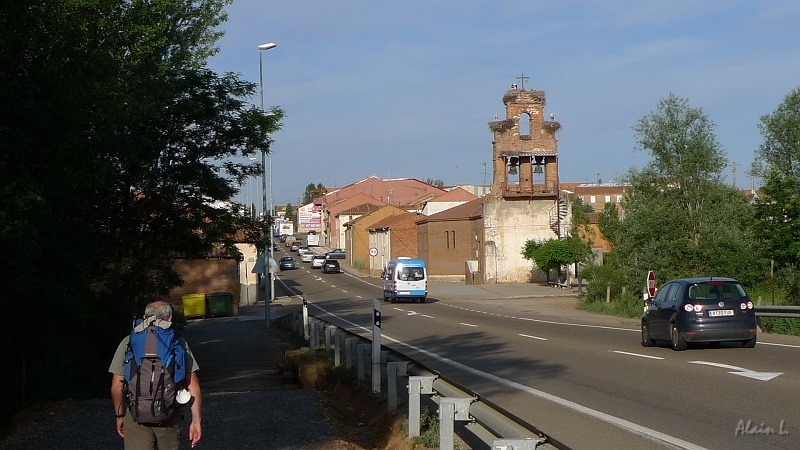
[516,73,530,90]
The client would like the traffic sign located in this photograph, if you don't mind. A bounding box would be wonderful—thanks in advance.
[369,247,378,257]
[647,271,656,297]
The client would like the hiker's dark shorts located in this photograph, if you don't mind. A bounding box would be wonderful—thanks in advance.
[123,411,181,450]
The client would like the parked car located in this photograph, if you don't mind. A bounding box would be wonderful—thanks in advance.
[272,242,278,251]
[641,277,756,351]
[325,248,346,259]
[278,256,297,270]
[300,252,314,263]
[311,254,326,269]
[321,259,341,274]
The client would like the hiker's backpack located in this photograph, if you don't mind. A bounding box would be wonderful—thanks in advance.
[123,317,186,424]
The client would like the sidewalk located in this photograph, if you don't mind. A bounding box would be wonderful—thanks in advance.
[0,303,338,450]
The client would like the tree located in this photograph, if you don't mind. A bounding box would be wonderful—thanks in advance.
[750,88,800,302]
[522,237,589,283]
[750,87,800,180]
[0,0,280,421]
[425,178,445,188]
[284,203,296,225]
[607,94,761,289]
[302,183,326,205]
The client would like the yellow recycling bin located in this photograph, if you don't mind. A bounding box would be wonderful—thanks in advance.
[181,293,207,318]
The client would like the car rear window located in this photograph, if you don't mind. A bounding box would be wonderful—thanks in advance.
[687,282,746,300]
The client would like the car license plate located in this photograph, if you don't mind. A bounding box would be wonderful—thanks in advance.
[399,291,410,295]
[708,309,734,317]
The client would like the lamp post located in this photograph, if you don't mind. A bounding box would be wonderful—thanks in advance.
[259,42,276,324]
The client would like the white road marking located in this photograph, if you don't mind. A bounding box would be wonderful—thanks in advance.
[421,314,434,319]
[519,334,548,341]
[613,351,664,360]
[444,303,637,332]
[341,290,348,293]
[758,341,800,349]
[688,361,783,381]
[460,323,477,327]
[307,301,707,450]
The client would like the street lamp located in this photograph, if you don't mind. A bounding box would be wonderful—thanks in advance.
[259,42,276,322]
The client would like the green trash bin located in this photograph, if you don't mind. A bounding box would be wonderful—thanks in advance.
[182,293,207,318]
[207,292,232,317]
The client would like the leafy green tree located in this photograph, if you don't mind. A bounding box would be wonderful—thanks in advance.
[597,202,622,248]
[522,238,589,283]
[425,178,444,188]
[284,203,296,227]
[0,0,281,421]
[608,94,761,290]
[750,87,800,180]
[750,88,800,302]
[302,183,327,205]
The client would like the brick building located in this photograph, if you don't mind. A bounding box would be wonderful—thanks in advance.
[343,204,408,274]
[367,212,420,273]
[417,198,484,278]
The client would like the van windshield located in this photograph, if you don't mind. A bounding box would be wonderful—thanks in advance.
[398,267,425,281]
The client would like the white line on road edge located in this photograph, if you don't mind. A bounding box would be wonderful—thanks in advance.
[757,341,800,348]
[308,301,707,450]
[519,334,548,341]
[459,323,477,327]
[613,350,664,360]
[443,303,637,332]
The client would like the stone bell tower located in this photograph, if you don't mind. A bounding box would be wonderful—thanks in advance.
[482,77,566,283]
[488,78,560,198]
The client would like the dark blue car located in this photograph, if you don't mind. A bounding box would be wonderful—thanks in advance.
[641,277,757,350]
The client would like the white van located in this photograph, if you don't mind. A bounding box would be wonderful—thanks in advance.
[382,257,427,303]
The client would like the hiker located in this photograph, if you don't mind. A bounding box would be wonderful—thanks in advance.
[109,301,202,449]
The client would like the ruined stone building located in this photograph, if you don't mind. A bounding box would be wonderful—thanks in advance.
[482,81,570,282]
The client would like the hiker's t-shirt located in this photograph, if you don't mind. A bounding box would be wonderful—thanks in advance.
[108,335,198,376]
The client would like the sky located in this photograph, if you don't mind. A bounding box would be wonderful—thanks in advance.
[207,1,800,209]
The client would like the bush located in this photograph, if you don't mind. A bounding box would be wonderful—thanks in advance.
[413,407,440,448]
[760,318,800,336]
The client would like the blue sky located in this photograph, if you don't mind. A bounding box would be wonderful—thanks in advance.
[208,1,800,208]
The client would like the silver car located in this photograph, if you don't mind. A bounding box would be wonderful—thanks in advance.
[311,254,326,269]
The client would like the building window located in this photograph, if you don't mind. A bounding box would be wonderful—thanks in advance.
[589,195,596,204]
[604,195,611,203]
[616,195,623,203]
[445,230,456,249]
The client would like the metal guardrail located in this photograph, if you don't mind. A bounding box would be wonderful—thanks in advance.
[294,312,554,449]
[754,305,800,319]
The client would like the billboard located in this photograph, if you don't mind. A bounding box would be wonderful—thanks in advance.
[298,203,321,230]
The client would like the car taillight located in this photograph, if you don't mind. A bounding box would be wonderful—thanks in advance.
[684,304,703,312]
[740,301,754,310]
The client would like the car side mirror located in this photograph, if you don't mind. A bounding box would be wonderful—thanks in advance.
[643,297,655,308]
